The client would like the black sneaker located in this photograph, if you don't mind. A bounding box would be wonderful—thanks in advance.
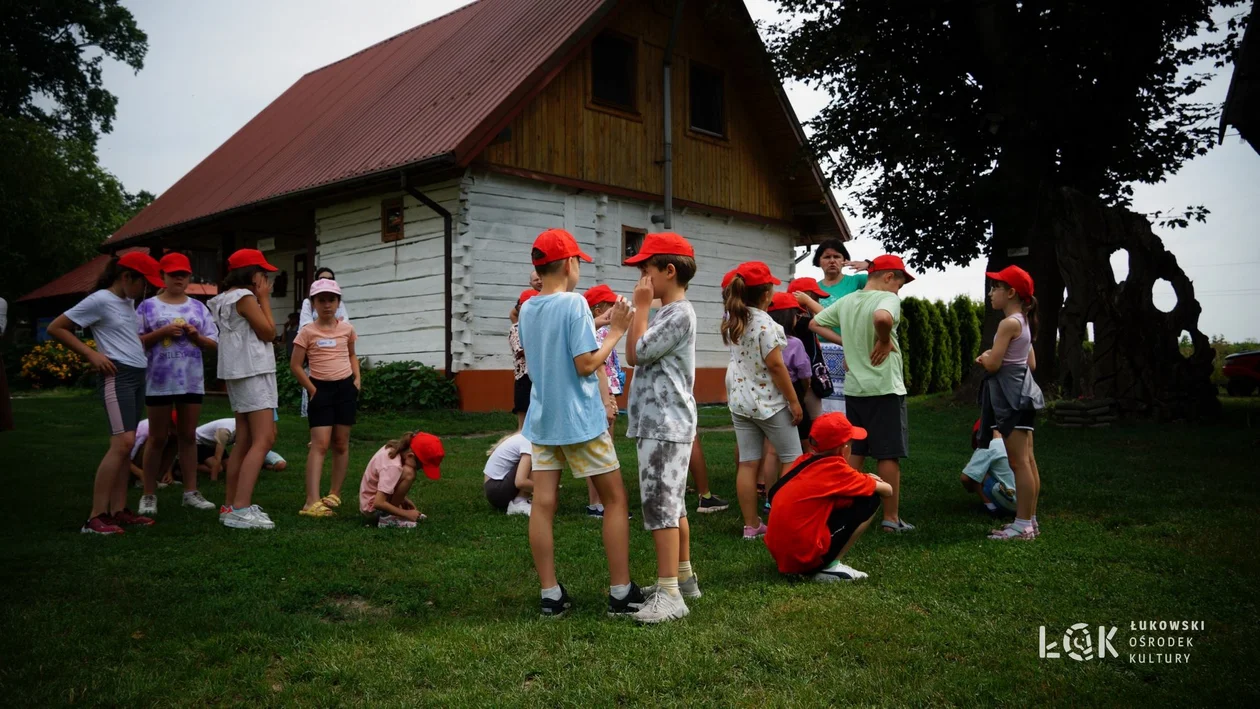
[586,505,604,518]
[607,582,647,617]
[697,493,729,514]
[540,584,572,618]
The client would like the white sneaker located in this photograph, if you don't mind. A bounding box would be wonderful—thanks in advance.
[632,588,689,624]
[222,506,275,530]
[643,575,702,599]
[182,491,216,510]
[378,514,417,529]
[506,498,532,516]
[812,562,868,582]
[138,494,157,516]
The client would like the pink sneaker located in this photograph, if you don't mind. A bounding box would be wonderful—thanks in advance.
[81,514,125,535]
[742,522,768,540]
[112,509,155,527]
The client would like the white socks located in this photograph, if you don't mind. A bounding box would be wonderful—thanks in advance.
[541,585,562,601]
[677,561,693,582]
[609,583,632,600]
[657,577,680,597]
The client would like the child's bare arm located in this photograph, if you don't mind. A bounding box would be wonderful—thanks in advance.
[349,339,361,388]
[871,309,896,365]
[977,318,1019,373]
[794,292,824,315]
[514,454,533,489]
[874,480,894,497]
[574,299,631,376]
[373,491,415,520]
[1027,344,1037,373]
[809,317,844,345]
[236,293,277,342]
[48,315,116,375]
[290,345,315,395]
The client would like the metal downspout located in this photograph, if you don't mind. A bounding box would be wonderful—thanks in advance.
[662,0,685,229]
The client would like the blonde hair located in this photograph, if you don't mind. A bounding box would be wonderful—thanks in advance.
[485,432,517,457]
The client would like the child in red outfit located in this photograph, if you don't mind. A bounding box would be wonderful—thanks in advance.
[764,412,892,582]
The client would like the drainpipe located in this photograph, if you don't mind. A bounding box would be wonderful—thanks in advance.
[401,174,454,379]
[661,0,685,229]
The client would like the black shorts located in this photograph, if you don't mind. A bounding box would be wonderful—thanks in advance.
[813,494,882,573]
[145,393,205,406]
[196,443,217,463]
[513,374,532,414]
[308,376,358,428]
[846,394,909,459]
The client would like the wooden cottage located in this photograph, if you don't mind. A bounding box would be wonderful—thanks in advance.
[105,0,849,410]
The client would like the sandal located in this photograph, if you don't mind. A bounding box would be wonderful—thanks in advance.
[989,524,1035,541]
[881,519,916,533]
[299,501,335,517]
[321,493,342,509]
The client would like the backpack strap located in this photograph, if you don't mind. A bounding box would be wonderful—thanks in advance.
[767,454,827,504]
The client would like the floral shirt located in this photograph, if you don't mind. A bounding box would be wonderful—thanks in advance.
[725,307,788,420]
[595,325,623,395]
[509,322,528,380]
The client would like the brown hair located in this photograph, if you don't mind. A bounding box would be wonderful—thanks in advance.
[721,275,773,346]
[869,269,906,284]
[641,253,697,288]
[384,433,415,460]
[532,250,567,276]
[94,256,145,291]
[993,281,1040,342]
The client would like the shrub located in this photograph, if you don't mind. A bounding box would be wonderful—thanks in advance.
[926,301,952,393]
[952,295,982,380]
[901,297,934,395]
[19,340,96,389]
[358,360,459,411]
[939,300,962,389]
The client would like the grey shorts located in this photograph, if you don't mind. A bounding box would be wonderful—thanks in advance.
[637,438,690,530]
[484,475,520,511]
[98,363,146,436]
[846,394,909,459]
[733,407,803,463]
[226,373,278,413]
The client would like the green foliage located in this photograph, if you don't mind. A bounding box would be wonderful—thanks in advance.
[950,295,981,381]
[277,355,459,413]
[925,301,950,393]
[940,300,963,389]
[900,297,934,395]
[895,307,911,391]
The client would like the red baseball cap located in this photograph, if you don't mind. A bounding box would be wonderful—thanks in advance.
[409,432,445,480]
[532,228,592,266]
[518,289,540,306]
[721,268,738,288]
[728,261,781,288]
[985,265,1034,300]
[623,232,695,265]
[583,284,618,307]
[226,248,278,272]
[158,252,192,275]
[869,255,915,283]
[117,252,164,288]
[810,412,868,450]
[787,277,828,299]
[767,291,805,312]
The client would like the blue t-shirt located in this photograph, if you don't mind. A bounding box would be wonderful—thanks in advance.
[518,292,605,446]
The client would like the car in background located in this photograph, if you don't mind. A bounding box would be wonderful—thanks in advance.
[1223,350,1260,396]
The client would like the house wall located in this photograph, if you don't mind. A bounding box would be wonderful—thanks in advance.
[454,169,796,410]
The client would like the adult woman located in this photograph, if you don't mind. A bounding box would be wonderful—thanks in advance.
[299,267,351,417]
[812,239,871,414]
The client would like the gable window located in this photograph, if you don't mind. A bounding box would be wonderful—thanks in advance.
[591,31,637,113]
[689,61,726,137]
[622,226,647,261]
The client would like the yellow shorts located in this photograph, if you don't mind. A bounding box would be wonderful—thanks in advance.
[532,431,620,478]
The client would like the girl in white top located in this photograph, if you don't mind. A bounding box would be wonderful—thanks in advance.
[483,432,533,516]
[720,261,804,540]
[207,249,279,530]
[298,267,350,418]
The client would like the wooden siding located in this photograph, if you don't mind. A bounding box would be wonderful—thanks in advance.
[481,0,796,223]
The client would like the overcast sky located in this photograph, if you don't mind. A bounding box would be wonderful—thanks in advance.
[96,0,1260,340]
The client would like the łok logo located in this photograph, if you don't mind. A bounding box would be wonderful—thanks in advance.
[1040,623,1118,661]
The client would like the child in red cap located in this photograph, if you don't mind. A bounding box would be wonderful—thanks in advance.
[582,283,627,519]
[809,254,916,533]
[48,251,163,534]
[518,228,645,617]
[208,248,280,530]
[508,288,539,431]
[135,251,220,517]
[360,432,443,528]
[721,261,804,541]
[765,412,892,581]
[977,265,1044,540]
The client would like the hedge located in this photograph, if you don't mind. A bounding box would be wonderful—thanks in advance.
[869,295,986,396]
[276,356,459,412]
[952,294,982,383]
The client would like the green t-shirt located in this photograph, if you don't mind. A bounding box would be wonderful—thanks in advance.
[814,289,905,397]
[817,273,867,335]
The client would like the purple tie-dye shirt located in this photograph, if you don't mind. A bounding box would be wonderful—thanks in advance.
[136,296,218,396]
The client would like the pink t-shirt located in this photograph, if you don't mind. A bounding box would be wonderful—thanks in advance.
[359,445,406,513]
[294,319,356,381]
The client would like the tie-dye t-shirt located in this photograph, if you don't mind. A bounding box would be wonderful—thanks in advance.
[626,300,696,444]
[136,296,218,396]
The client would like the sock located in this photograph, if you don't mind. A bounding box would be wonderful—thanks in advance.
[595,503,605,512]
[984,502,998,511]
[1012,517,1032,531]
[677,561,694,582]
[609,583,632,600]
[1032,515,1039,525]
[657,577,680,597]
[541,585,562,601]
[512,496,529,504]
[699,492,711,499]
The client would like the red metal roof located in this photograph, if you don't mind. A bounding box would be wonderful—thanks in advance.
[19,248,217,302]
[108,0,614,246]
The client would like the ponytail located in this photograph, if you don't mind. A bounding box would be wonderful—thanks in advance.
[94,256,144,291]
[386,432,415,460]
[1024,295,1039,342]
[720,276,773,345]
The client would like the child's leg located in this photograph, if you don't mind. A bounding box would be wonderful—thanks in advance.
[109,433,137,514]
[759,440,775,488]
[303,426,332,508]
[689,437,711,496]
[141,405,172,495]
[327,424,352,498]
[224,414,247,506]
[1005,430,1035,520]
[733,415,766,527]
[516,411,525,431]
[587,478,601,507]
[528,469,562,588]
[176,403,201,491]
[589,469,631,587]
[1028,432,1040,516]
[679,515,691,564]
[877,458,901,523]
[834,515,876,561]
[93,433,134,517]
[231,409,276,509]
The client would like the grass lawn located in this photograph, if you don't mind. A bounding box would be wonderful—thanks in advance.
[2,392,1258,706]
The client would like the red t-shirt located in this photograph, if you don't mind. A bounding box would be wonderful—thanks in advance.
[764,454,878,574]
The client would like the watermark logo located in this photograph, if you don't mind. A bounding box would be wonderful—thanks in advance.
[1039,623,1119,661]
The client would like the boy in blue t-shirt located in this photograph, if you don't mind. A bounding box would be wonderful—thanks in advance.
[518,228,644,618]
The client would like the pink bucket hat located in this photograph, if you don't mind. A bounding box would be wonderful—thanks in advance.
[309,279,342,297]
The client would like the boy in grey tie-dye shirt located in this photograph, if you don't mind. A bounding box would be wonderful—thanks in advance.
[623,232,700,624]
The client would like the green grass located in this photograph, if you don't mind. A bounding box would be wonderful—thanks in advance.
[2,392,1259,706]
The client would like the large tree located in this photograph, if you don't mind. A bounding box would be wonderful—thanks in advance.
[769,0,1246,401]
